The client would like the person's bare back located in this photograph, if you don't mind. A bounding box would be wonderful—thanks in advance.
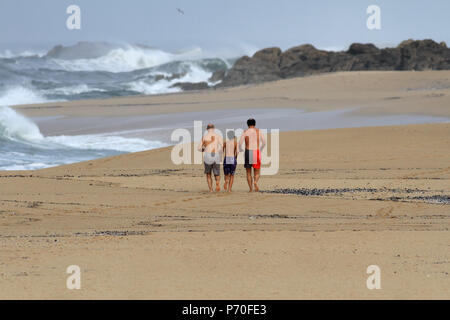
[224,137,237,157]
[199,131,222,153]
[238,119,266,192]
[198,124,223,192]
[239,127,266,151]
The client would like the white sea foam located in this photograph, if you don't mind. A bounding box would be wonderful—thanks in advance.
[0,105,44,141]
[0,105,165,151]
[47,43,238,73]
[46,134,165,152]
[0,106,166,170]
[51,45,202,73]
[0,49,45,58]
[177,62,215,84]
[43,84,106,96]
[0,86,50,107]
[126,61,215,94]
[0,42,241,106]
[126,79,182,95]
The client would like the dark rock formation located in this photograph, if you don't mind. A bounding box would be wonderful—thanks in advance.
[217,39,450,88]
[396,39,450,70]
[167,72,187,81]
[208,69,226,83]
[170,82,210,91]
[347,43,379,55]
[154,73,187,82]
[218,47,283,87]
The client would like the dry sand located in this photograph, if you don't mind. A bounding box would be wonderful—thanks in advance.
[1,71,449,299]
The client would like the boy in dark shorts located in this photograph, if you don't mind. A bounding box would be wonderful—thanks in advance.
[223,130,237,192]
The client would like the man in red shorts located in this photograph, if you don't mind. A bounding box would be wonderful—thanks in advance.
[239,118,266,192]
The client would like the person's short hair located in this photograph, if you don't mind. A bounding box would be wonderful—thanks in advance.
[227,130,235,140]
[206,123,215,130]
[247,118,256,127]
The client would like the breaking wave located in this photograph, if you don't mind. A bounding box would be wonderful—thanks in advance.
[0,105,166,170]
[0,42,240,104]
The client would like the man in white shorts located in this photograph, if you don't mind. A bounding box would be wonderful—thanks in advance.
[198,123,223,192]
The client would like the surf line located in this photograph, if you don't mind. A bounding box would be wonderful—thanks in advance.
[182,304,216,318]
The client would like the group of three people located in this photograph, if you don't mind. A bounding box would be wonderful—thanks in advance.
[198,118,266,192]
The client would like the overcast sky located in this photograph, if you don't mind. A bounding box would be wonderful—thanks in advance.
[1,0,449,52]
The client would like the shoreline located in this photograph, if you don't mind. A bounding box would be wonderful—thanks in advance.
[4,70,449,171]
[12,70,450,118]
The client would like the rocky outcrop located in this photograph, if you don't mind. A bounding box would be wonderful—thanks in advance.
[208,69,226,83]
[396,39,450,70]
[218,48,282,87]
[217,39,450,87]
[154,73,187,82]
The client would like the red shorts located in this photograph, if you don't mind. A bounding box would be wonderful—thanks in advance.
[244,149,261,170]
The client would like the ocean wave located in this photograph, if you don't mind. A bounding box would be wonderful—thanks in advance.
[126,79,182,95]
[0,42,237,106]
[0,49,45,59]
[46,134,165,153]
[0,105,44,141]
[0,86,51,107]
[125,61,219,94]
[43,84,106,96]
[47,43,207,73]
[0,105,165,150]
[0,106,167,170]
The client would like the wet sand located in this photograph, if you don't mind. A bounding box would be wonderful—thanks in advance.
[30,107,448,145]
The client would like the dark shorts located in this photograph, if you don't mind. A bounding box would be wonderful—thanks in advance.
[204,152,221,176]
[244,149,261,169]
[223,156,237,175]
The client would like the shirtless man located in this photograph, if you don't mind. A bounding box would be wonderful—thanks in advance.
[198,123,223,192]
[239,118,266,192]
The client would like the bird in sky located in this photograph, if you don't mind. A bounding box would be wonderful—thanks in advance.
[177,8,185,15]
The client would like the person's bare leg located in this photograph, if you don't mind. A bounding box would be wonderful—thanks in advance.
[206,173,213,192]
[224,175,229,191]
[254,169,260,192]
[246,168,253,192]
[228,175,235,192]
[215,175,221,192]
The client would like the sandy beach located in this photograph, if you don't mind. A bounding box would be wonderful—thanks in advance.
[1,71,449,299]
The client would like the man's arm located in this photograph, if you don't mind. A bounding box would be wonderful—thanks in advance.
[260,130,267,151]
[217,135,223,156]
[197,137,204,152]
[218,135,223,150]
[238,131,246,152]
[198,136,210,152]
